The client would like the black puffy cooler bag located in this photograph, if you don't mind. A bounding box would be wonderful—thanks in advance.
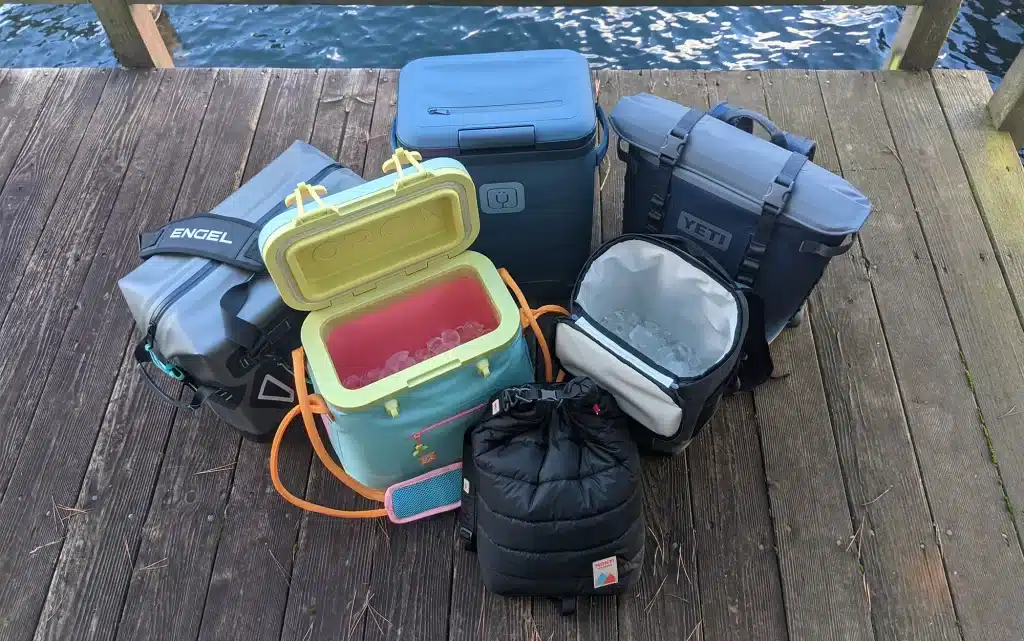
[459,377,644,614]
[554,234,771,454]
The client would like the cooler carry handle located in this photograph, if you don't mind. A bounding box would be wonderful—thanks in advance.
[389,104,611,168]
[709,102,818,161]
[138,212,265,272]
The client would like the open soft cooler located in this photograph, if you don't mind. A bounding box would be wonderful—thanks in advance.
[259,150,534,491]
[391,49,608,302]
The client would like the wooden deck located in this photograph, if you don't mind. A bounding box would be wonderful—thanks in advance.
[0,67,1023,641]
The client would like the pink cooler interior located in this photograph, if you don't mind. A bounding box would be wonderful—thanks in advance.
[326,271,500,389]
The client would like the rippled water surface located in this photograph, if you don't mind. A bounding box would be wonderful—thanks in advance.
[1,2,1020,83]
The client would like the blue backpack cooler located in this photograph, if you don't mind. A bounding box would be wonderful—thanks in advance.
[610,94,872,341]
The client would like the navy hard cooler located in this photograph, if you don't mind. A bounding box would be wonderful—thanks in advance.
[391,49,609,302]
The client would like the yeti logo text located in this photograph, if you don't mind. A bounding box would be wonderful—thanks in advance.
[169,227,233,244]
[677,211,732,251]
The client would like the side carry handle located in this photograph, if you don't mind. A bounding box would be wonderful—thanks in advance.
[709,102,817,161]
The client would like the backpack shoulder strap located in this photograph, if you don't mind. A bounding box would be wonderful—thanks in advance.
[733,288,774,392]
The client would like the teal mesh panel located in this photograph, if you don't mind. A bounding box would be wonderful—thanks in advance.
[390,467,463,520]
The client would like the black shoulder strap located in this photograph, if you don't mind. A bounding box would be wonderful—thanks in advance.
[458,425,478,552]
[733,288,774,392]
[139,212,265,272]
[646,109,705,233]
[735,152,807,289]
[220,276,266,351]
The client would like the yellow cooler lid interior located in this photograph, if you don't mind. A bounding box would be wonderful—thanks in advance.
[264,150,480,311]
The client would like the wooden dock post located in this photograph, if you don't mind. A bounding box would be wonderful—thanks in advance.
[90,0,174,68]
[885,0,962,70]
[988,48,1024,148]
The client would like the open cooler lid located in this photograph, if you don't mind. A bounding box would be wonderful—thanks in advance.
[261,150,480,312]
[610,93,871,237]
[394,49,597,155]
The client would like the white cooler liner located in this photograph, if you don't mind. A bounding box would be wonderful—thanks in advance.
[576,239,740,378]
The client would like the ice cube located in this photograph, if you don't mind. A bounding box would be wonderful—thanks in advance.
[364,368,383,383]
[623,310,642,329]
[386,350,418,373]
[602,309,629,339]
[414,347,431,362]
[458,321,486,342]
[427,336,445,354]
[343,375,363,389]
[440,329,461,351]
[629,324,662,357]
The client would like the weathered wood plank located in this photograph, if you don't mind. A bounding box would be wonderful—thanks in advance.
[25,68,214,641]
[278,69,382,641]
[0,70,58,197]
[769,69,962,641]
[688,70,788,641]
[986,47,1024,148]
[617,69,705,641]
[194,69,324,641]
[820,70,1024,641]
[111,68,269,641]
[872,69,1024,639]
[596,69,656,241]
[0,69,168,641]
[0,69,107,349]
[885,0,962,70]
[91,0,173,68]
[932,70,1024,337]
[731,69,872,641]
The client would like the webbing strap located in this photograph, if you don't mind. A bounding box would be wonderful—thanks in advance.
[458,425,478,551]
[736,152,808,288]
[646,109,705,233]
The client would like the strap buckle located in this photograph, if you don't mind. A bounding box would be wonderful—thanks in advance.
[762,178,793,216]
[143,342,185,381]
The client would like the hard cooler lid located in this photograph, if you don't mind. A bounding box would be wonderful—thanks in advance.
[259,152,480,312]
[610,93,871,238]
[394,49,597,155]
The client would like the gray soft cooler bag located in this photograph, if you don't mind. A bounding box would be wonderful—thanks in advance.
[611,94,872,340]
[118,141,364,440]
[391,49,609,302]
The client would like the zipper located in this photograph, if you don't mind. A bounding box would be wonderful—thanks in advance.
[143,163,344,360]
[411,402,487,439]
[426,101,561,116]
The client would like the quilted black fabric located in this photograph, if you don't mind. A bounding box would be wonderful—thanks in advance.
[462,377,644,601]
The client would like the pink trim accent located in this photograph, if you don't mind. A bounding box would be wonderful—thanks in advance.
[411,402,487,439]
[384,462,463,524]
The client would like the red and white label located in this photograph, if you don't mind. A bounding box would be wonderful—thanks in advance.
[592,556,619,589]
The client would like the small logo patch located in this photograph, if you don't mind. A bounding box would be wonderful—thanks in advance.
[676,210,732,251]
[463,478,470,494]
[491,398,501,415]
[592,556,619,589]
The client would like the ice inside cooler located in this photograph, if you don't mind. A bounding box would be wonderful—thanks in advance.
[325,269,500,389]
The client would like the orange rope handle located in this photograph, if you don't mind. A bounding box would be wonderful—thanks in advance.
[268,348,387,519]
[498,268,567,383]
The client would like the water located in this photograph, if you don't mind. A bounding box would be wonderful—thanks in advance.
[0,2,1019,86]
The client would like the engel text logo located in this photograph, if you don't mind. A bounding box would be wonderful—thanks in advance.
[169,227,233,244]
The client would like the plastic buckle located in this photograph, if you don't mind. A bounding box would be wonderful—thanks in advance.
[658,132,688,166]
[762,179,792,216]
[144,343,185,381]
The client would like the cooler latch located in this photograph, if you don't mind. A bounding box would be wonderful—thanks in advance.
[458,126,536,152]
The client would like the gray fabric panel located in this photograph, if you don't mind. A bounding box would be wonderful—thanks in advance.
[555,322,682,438]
